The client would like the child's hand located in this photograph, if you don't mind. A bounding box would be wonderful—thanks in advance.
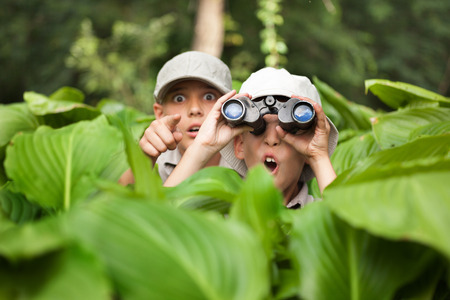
[276,96,331,165]
[139,114,183,164]
[276,95,336,193]
[194,90,252,155]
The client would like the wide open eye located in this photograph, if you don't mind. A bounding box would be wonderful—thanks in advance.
[203,92,217,101]
[173,94,186,103]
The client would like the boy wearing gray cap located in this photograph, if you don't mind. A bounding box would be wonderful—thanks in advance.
[120,51,235,184]
[165,67,339,208]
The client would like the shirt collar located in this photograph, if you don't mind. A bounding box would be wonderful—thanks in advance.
[286,181,314,209]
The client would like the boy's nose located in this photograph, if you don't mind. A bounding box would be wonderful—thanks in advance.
[188,99,204,116]
[263,115,280,146]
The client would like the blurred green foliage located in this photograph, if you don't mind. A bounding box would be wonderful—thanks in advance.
[0,79,449,299]
[66,15,175,112]
[257,0,288,67]
[1,0,449,111]
[0,0,196,108]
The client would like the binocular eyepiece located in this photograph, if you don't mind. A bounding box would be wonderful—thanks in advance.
[221,96,316,135]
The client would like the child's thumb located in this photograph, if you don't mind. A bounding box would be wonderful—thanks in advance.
[276,126,299,149]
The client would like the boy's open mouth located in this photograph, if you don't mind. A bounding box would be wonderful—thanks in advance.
[188,126,200,133]
[186,125,201,138]
[264,156,278,173]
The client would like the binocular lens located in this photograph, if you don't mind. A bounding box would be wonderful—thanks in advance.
[223,101,244,120]
[293,103,314,123]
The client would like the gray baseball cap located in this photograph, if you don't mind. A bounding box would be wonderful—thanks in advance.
[154,51,232,103]
[221,67,339,182]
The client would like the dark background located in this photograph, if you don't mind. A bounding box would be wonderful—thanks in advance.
[1,0,449,112]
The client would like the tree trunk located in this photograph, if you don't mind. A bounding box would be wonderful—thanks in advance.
[192,0,225,58]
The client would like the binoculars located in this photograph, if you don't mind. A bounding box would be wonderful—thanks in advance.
[221,95,316,135]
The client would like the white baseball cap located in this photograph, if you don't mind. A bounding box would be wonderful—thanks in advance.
[221,67,339,182]
[154,51,232,103]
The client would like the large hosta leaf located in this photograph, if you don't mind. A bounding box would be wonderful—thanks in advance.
[409,120,450,141]
[0,103,41,185]
[0,103,40,148]
[0,183,42,224]
[0,212,111,299]
[365,79,450,109]
[314,77,375,131]
[4,116,123,211]
[324,135,450,260]
[98,99,153,142]
[331,132,380,175]
[0,147,6,185]
[165,166,243,212]
[0,215,67,262]
[289,202,437,300]
[111,115,164,200]
[49,86,85,103]
[230,165,285,259]
[371,107,450,149]
[24,88,100,127]
[0,245,111,300]
[69,197,269,300]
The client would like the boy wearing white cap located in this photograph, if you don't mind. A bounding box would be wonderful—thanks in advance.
[120,51,235,184]
[165,67,339,208]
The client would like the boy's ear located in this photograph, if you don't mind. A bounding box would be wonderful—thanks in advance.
[234,134,245,160]
[153,102,164,120]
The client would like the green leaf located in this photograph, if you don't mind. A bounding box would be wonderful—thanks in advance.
[365,79,450,109]
[0,210,110,299]
[165,166,242,212]
[0,147,6,186]
[0,105,34,185]
[289,202,438,300]
[335,128,368,143]
[4,116,123,211]
[0,215,67,262]
[394,258,446,300]
[0,183,42,224]
[306,178,321,199]
[24,90,100,127]
[325,135,450,260]
[331,132,380,175]
[97,150,129,184]
[409,121,450,141]
[0,245,111,300]
[230,165,285,259]
[334,135,450,181]
[371,107,450,149]
[314,77,376,131]
[0,103,40,148]
[98,99,154,141]
[110,115,164,200]
[49,86,85,103]
[174,196,231,214]
[0,209,15,235]
[69,197,270,300]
